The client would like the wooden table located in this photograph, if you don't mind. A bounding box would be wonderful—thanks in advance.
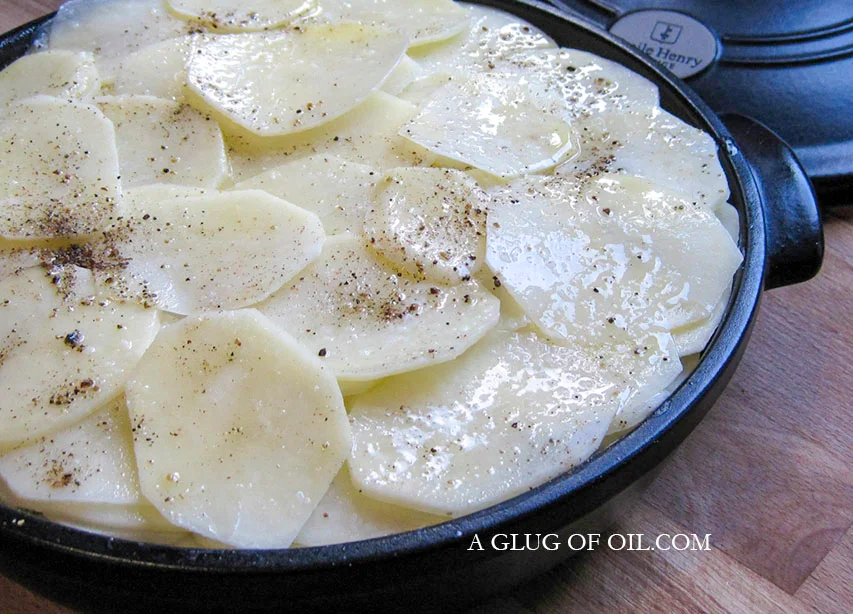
[1,3,851,612]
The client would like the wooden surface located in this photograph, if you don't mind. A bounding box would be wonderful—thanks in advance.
[1,3,851,612]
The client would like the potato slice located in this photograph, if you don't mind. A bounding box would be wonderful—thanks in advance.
[381,56,424,96]
[475,269,530,334]
[364,167,489,284]
[0,265,160,446]
[234,154,376,236]
[408,4,555,78]
[187,25,407,137]
[113,37,192,101]
[303,0,469,47]
[0,96,120,241]
[490,47,659,121]
[40,503,178,533]
[125,310,351,548]
[0,240,41,282]
[256,234,500,383]
[671,284,732,357]
[96,95,227,188]
[226,92,425,182]
[295,467,443,547]
[348,329,679,516]
[48,0,198,82]
[717,202,740,240]
[399,73,575,178]
[0,50,100,107]
[557,106,728,211]
[166,0,316,31]
[485,174,743,343]
[0,396,176,532]
[103,186,324,314]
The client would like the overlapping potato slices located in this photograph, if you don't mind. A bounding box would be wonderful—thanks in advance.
[226,92,425,181]
[0,96,120,240]
[0,240,41,282]
[0,265,160,446]
[48,0,200,82]
[295,466,444,547]
[671,285,732,357]
[166,0,317,32]
[485,47,660,120]
[257,234,500,386]
[381,56,424,97]
[101,185,325,314]
[407,4,556,78]
[364,167,489,284]
[96,95,227,188]
[234,154,376,236]
[301,0,469,47]
[125,310,350,548]
[0,396,176,532]
[486,174,742,344]
[187,25,407,137]
[399,72,576,178]
[0,0,743,548]
[348,328,680,516]
[556,105,730,211]
[0,51,101,107]
[114,37,193,101]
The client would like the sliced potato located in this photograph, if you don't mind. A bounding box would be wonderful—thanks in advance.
[295,467,444,546]
[0,50,100,107]
[485,174,742,343]
[0,96,120,240]
[234,154,376,236]
[0,240,41,282]
[490,47,659,121]
[187,25,407,137]
[0,265,160,446]
[167,0,316,31]
[32,502,178,532]
[606,332,682,433]
[475,269,530,334]
[408,4,555,77]
[716,202,740,240]
[348,328,679,516]
[381,56,424,96]
[606,350,697,438]
[48,0,198,82]
[113,37,192,101]
[399,73,575,178]
[365,167,489,284]
[671,285,732,356]
[105,186,324,314]
[0,397,141,504]
[256,234,500,383]
[226,92,425,182]
[306,0,468,47]
[96,95,227,188]
[125,310,351,548]
[557,106,729,211]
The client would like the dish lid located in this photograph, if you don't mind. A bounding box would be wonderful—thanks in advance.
[546,0,853,202]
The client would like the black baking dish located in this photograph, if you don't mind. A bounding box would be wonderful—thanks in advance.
[0,1,824,611]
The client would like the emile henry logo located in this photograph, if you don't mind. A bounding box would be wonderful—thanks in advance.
[632,40,704,71]
[609,10,719,79]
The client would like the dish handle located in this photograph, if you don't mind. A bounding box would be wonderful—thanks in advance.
[721,113,824,290]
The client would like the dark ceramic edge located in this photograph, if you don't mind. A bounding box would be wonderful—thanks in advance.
[0,0,766,576]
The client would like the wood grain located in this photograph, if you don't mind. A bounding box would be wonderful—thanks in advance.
[0,2,851,612]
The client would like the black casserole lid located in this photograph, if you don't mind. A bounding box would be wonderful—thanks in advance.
[547,0,853,203]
